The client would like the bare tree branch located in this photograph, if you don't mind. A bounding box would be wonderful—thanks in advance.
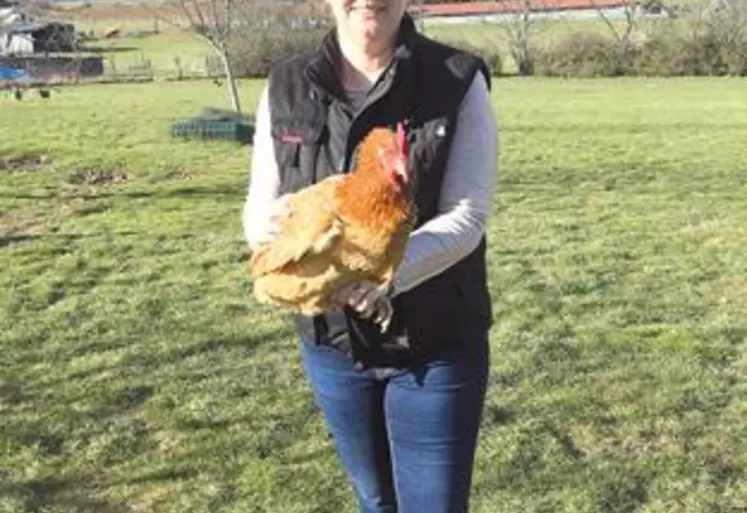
[139,0,272,114]
[591,0,640,69]
[500,0,541,75]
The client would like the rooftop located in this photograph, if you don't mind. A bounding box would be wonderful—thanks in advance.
[417,0,629,16]
[0,20,72,35]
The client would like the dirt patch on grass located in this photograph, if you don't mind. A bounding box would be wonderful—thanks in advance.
[0,205,49,248]
[67,169,129,186]
[0,153,51,173]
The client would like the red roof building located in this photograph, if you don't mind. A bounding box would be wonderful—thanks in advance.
[415,0,629,16]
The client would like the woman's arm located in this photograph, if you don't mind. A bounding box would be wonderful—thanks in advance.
[391,72,499,295]
[242,85,283,253]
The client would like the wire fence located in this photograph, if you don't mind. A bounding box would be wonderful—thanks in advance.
[102,54,224,83]
[1,53,227,88]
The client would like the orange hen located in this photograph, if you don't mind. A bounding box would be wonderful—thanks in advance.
[250,123,416,321]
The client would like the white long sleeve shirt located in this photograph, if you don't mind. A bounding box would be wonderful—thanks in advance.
[243,72,498,297]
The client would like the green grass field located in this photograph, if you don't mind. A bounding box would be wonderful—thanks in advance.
[2,76,747,512]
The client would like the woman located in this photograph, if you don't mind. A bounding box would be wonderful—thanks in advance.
[243,1,498,512]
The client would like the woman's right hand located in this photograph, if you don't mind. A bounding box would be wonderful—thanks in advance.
[251,194,293,248]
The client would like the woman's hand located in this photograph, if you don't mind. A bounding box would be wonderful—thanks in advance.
[251,195,293,248]
[331,280,393,332]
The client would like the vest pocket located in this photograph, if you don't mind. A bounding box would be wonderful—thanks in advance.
[271,122,325,164]
[271,120,327,194]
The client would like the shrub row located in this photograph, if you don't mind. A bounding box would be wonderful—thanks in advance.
[533,24,747,78]
[229,29,327,78]
[226,21,746,79]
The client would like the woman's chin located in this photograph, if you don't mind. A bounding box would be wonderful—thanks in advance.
[353,23,394,46]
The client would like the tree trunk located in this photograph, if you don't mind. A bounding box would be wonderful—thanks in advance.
[217,43,242,115]
[514,24,533,75]
[513,1,534,76]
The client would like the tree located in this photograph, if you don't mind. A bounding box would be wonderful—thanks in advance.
[144,0,277,114]
[507,0,537,75]
[494,0,542,76]
[592,0,641,72]
[700,0,747,46]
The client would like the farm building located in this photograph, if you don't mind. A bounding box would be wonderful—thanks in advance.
[415,0,671,21]
[0,21,76,55]
[0,0,26,25]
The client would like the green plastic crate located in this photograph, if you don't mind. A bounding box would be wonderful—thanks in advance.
[170,108,255,143]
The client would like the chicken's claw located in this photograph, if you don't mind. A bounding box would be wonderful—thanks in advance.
[372,296,393,333]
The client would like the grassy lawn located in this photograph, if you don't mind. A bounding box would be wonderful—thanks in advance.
[2,76,747,512]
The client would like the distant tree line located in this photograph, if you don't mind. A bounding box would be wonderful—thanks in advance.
[148,0,746,113]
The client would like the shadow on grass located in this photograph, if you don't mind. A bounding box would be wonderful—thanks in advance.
[0,191,150,201]
[0,232,86,248]
[0,476,130,513]
[160,185,246,200]
[165,330,283,362]
[0,183,245,202]
[0,381,26,405]
[80,45,141,54]
[487,405,516,426]
[0,230,144,248]
[25,325,295,410]
[598,475,648,513]
[542,420,586,461]
[124,466,200,486]
[282,446,334,466]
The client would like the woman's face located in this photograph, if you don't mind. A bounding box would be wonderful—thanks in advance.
[326,0,410,49]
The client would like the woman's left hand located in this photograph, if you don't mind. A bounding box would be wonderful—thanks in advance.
[331,281,393,331]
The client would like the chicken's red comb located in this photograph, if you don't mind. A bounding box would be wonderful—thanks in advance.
[396,122,409,158]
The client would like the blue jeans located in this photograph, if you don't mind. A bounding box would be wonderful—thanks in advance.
[300,332,489,513]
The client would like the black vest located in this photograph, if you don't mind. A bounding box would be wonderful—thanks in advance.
[265,15,493,368]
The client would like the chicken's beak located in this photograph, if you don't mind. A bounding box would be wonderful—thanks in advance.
[396,123,409,156]
[394,158,409,184]
[395,122,410,184]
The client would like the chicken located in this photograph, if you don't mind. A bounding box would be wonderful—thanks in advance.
[250,123,415,329]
